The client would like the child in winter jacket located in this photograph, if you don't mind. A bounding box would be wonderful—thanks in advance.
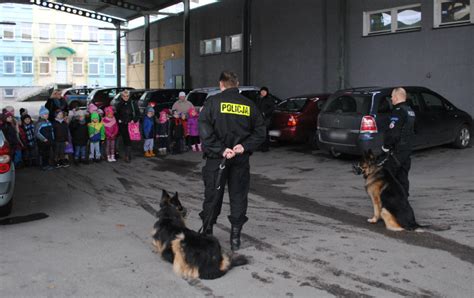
[88,112,105,162]
[35,106,54,170]
[103,106,119,162]
[142,107,156,157]
[69,110,89,164]
[52,110,70,168]
[170,110,184,154]
[2,111,23,166]
[19,114,37,166]
[156,110,169,156]
[187,107,201,152]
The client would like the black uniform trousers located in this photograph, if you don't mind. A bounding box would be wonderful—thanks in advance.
[384,151,411,197]
[199,154,250,227]
[119,123,132,157]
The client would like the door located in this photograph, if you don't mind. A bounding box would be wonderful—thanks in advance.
[164,58,184,89]
[56,58,68,84]
[420,91,452,145]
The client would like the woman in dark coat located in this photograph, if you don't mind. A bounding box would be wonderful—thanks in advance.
[45,90,68,121]
[115,90,140,162]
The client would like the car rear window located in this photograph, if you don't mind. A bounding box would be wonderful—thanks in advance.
[276,98,308,112]
[188,92,207,106]
[241,90,259,102]
[323,94,371,114]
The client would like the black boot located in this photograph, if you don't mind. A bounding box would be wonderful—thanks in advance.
[230,225,242,251]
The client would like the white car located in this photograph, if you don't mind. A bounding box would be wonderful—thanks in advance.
[0,130,15,217]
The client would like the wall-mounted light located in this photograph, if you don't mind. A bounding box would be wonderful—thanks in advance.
[29,0,124,24]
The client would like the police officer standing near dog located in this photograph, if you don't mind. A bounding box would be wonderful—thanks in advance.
[382,87,415,196]
[198,71,266,251]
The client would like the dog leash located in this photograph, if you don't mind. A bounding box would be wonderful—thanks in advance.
[199,157,227,234]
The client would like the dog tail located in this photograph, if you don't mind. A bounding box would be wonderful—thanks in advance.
[416,223,451,232]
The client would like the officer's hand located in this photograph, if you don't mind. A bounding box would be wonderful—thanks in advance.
[233,144,244,154]
[381,146,390,153]
[223,148,236,159]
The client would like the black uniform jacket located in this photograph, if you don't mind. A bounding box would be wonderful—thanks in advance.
[384,102,415,153]
[198,87,266,159]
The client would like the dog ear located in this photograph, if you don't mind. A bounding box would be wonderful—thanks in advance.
[367,149,374,159]
[160,189,171,206]
[170,192,183,208]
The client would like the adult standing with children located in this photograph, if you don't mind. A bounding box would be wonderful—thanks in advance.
[45,90,68,121]
[116,90,140,163]
[172,91,194,115]
[198,71,266,251]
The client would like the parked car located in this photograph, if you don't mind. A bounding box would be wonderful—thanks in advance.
[110,89,150,109]
[0,131,15,217]
[61,87,94,109]
[138,89,191,114]
[317,86,472,157]
[269,94,330,144]
[87,87,135,109]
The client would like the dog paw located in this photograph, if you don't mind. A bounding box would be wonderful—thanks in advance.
[367,217,379,224]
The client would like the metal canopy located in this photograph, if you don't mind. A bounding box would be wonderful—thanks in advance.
[1,0,181,23]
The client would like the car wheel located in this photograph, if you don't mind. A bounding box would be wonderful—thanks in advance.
[330,147,342,158]
[453,124,471,149]
[0,199,13,218]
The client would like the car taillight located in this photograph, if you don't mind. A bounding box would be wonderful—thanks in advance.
[288,115,297,127]
[360,115,378,133]
[149,102,156,107]
[0,144,11,174]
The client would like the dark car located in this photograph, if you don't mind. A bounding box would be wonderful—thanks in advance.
[110,89,150,109]
[269,94,329,144]
[87,87,135,109]
[61,87,94,109]
[317,86,472,157]
[138,89,191,114]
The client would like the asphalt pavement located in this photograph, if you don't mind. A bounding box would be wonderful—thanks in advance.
[0,144,473,297]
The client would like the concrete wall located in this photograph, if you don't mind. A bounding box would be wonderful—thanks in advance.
[346,0,474,116]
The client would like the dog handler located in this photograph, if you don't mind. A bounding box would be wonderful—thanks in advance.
[382,87,415,196]
[198,71,266,251]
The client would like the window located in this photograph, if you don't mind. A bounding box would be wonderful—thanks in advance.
[89,26,98,42]
[21,56,33,74]
[377,96,393,114]
[323,95,372,114]
[56,24,67,43]
[100,30,114,45]
[89,58,99,75]
[363,4,422,36]
[72,25,82,42]
[73,58,83,75]
[121,58,126,76]
[434,0,473,27]
[140,49,154,63]
[3,89,15,98]
[2,24,15,40]
[104,58,114,75]
[39,57,50,74]
[21,23,32,41]
[3,56,15,74]
[225,34,242,53]
[422,93,446,112]
[200,38,222,55]
[39,23,49,41]
[129,52,140,64]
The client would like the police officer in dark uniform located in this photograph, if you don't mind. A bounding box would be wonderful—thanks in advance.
[198,71,266,251]
[382,87,416,196]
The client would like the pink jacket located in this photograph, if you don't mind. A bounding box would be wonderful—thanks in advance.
[103,116,119,140]
[187,115,199,137]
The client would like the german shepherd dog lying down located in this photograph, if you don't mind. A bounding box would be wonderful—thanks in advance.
[354,151,421,231]
[151,190,248,279]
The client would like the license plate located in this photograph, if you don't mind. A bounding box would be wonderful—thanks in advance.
[329,130,346,140]
[268,130,281,137]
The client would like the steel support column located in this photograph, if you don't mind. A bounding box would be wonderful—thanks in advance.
[116,23,121,88]
[183,0,191,89]
[242,0,251,85]
[338,0,347,89]
[144,14,151,89]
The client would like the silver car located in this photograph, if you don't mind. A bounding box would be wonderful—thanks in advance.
[0,130,15,217]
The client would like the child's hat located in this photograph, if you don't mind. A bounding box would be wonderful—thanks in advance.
[188,107,197,115]
[39,106,49,116]
[88,103,98,114]
[146,106,155,114]
[90,112,100,120]
[104,106,114,115]
[55,109,63,117]
[21,114,32,122]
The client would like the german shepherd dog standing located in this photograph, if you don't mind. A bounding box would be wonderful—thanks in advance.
[151,190,248,279]
[355,151,421,231]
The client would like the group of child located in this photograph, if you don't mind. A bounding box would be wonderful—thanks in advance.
[0,104,202,171]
